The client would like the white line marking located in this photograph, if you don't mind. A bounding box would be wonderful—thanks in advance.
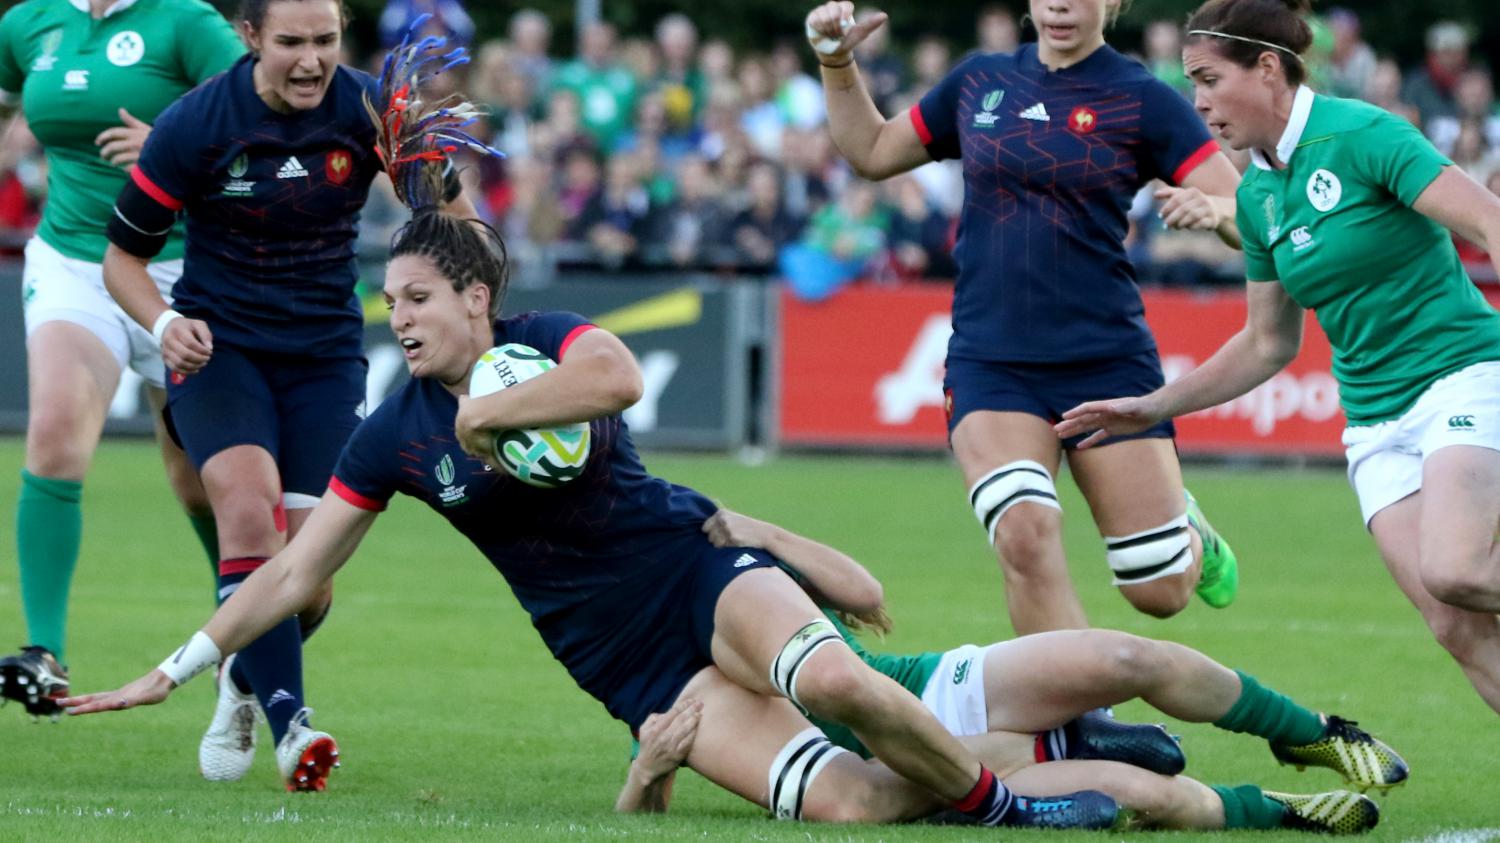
[1405,828,1500,843]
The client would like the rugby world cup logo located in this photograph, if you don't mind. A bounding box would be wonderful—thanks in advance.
[229,154,249,178]
[33,29,62,71]
[973,89,1004,128]
[435,453,456,486]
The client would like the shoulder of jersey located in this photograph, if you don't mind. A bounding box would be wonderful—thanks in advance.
[1312,93,1391,134]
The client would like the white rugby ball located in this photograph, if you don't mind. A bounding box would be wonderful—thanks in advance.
[468,344,591,488]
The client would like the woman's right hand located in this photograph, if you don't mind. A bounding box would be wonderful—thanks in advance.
[805,2,887,66]
[161,317,214,375]
[1054,395,1167,449]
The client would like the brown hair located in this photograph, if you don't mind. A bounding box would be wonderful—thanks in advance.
[1184,0,1314,86]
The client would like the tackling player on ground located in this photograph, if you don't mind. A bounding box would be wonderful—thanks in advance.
[806,0,1243,634]
[1057,0,1500,717]
[614,508,1403,833]
[0,0,243,719]
[100,2,481,789]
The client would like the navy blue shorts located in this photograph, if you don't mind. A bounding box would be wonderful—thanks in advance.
[944,350,1175,449]
[166,343,366,497]
[565,540,777,730]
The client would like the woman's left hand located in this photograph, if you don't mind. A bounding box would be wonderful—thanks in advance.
[1154,185,1222,231]
[95,108,150,168]
[454,396,497,468]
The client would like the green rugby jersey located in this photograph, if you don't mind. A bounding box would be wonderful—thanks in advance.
[0,0,243,262]
[1236,87,1500,425]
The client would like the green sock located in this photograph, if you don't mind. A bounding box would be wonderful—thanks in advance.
[187,512,220,580]
[1213,669,1325,745]
[15,470,83,663]
[1212,784,1287,830]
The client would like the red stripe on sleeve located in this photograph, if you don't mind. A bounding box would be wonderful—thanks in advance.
[908,103,934,146]
[558,324,597,360]
[1171,139,1220,186]
[129,165,183,211]
[329,476,388,512]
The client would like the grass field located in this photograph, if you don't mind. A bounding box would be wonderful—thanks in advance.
[0,438,1495,842]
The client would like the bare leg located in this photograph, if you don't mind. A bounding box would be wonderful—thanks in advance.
[1003,759,1224,830]
[1371,494,1500,714]
[951,411,1083,633]
[1418,446,1500,612]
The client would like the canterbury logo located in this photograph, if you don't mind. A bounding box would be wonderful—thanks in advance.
[952,657,972,685]
[1019,103,1050,121]
[1449,415,1476,429]
[1290,226,1313,248]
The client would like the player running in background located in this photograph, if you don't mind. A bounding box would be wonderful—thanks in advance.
[1056,0,1500,717]
[0,0,243,719]
[613,508,1402,833]
[65,190,1122,829]
[806,0,1245,634]
[100,2,478,789]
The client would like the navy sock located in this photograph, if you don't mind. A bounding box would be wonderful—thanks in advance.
[218,557,307,744]
[954,767,1014,826]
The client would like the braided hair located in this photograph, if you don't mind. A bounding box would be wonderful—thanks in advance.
[390,210,510,319]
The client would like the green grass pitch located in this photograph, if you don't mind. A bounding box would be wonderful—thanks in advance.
[0,439,1495,841]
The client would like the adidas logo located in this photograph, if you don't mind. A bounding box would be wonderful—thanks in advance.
[266,689,296,708]
[733,553,758,568]
[1019,103,1050,121]
[277,156,310,179]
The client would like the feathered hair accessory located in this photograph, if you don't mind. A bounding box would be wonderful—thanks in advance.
[364,14,505,210]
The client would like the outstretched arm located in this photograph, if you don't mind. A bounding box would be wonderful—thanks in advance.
[807,2,930,181]
[61,495,379,714]
[615,698,702,813]
[1055,279,1304,448]
[1412,164,1500,282]
[703,509,884,616]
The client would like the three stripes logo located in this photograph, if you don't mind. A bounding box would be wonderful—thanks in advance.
[1449,415,1476,431]
[1019,102,1050,122]
[277,156,310,179]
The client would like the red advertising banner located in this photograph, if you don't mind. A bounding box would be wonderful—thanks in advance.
[779,286,1500,455]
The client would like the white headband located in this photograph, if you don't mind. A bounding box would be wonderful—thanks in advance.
[1186,29,1300,58]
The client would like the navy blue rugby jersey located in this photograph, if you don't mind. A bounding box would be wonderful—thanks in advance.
[330,312,719,681]
[129,54,382,357]
[912,44,1217,363]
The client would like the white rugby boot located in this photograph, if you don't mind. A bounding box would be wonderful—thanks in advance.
[275,706,340,792]
[199,654,260,781]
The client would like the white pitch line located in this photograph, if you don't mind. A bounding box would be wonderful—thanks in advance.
[1405,828,1500,843]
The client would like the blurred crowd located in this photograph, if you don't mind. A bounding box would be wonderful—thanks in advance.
[2,3,1498,293]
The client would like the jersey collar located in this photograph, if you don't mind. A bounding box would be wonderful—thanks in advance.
[1249,85,1315,171]
[67,0,141,18]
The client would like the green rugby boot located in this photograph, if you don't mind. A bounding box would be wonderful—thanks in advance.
[1270,716,1409,793]
[1264,790,1380,834]
[1186,489,1238,608]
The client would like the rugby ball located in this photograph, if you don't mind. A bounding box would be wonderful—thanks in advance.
[468,344,591,488]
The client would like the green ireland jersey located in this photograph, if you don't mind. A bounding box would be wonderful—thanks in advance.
[551,59,637,152]
[1236,87,1500,425]
[0,0,244,262]
[810,612,943,759]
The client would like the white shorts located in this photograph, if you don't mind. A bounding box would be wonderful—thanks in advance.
[1343,360,1500,526]
[21,236,181,389]
[919,643,996,738]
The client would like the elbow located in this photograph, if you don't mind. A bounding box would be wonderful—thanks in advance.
[1255,334,1300,370]
[844,577,885,615]
[586,348,643,412]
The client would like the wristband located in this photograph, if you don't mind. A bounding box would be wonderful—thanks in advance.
[151,309,183,346]
[806,16,854,56]
[156,630,221,687]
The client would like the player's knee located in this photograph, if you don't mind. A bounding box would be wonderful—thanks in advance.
[795,653,872,722]
[1119,577,1193,618]
[210,487,283,543]
[1419,557,1497,610]
[1090,631,1167,688]
[800,774,883,824]
[25,405,95,478]
[969,461,1062,559]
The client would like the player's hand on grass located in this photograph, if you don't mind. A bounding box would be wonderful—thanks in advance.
[633,697,702,782]
[805,2,887,67]
[161,317,214,375]
[703,509,777,550]
[59,669,176,715]
[1154,185,1222,231]
[1055,395,1165,449]
[95,108,150,168]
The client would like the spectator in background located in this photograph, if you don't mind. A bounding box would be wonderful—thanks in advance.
[577,152,653,268]
[975,4,1019,55]
[1143,21,1191,100]
[909,36,952,93]
[883,175,956,281]
[1428,69,1500,161]
[1364,57,1420,125]
[771,40,826,130]
[506,8,553,96]
[738,56,787,159]
[553,22,638,153]
[780,181,889,301]
[653,14,708,137]
[530,88,590,165]
[853,8,906,115]
[380,0,474,47]
[699,39,738,105]
[779,126,837,220]
[0,115,43,253]
[1403,21,1472,126]
[647,155,731,268]
[557,145,606,243]
[1325,8,1376,101]
[476,45,540,161]
[731,161,802,269]
[1448,121,1498,174]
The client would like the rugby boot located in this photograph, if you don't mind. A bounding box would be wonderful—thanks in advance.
[1265,790,1380,834]
[1068,710,1186,775]
[1270,715,1409,793]
[1000,790,1122,830]
[200,654,260,781]
[276,707,340,792]
[1187,489,1239,608]
[0,646,68,720]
